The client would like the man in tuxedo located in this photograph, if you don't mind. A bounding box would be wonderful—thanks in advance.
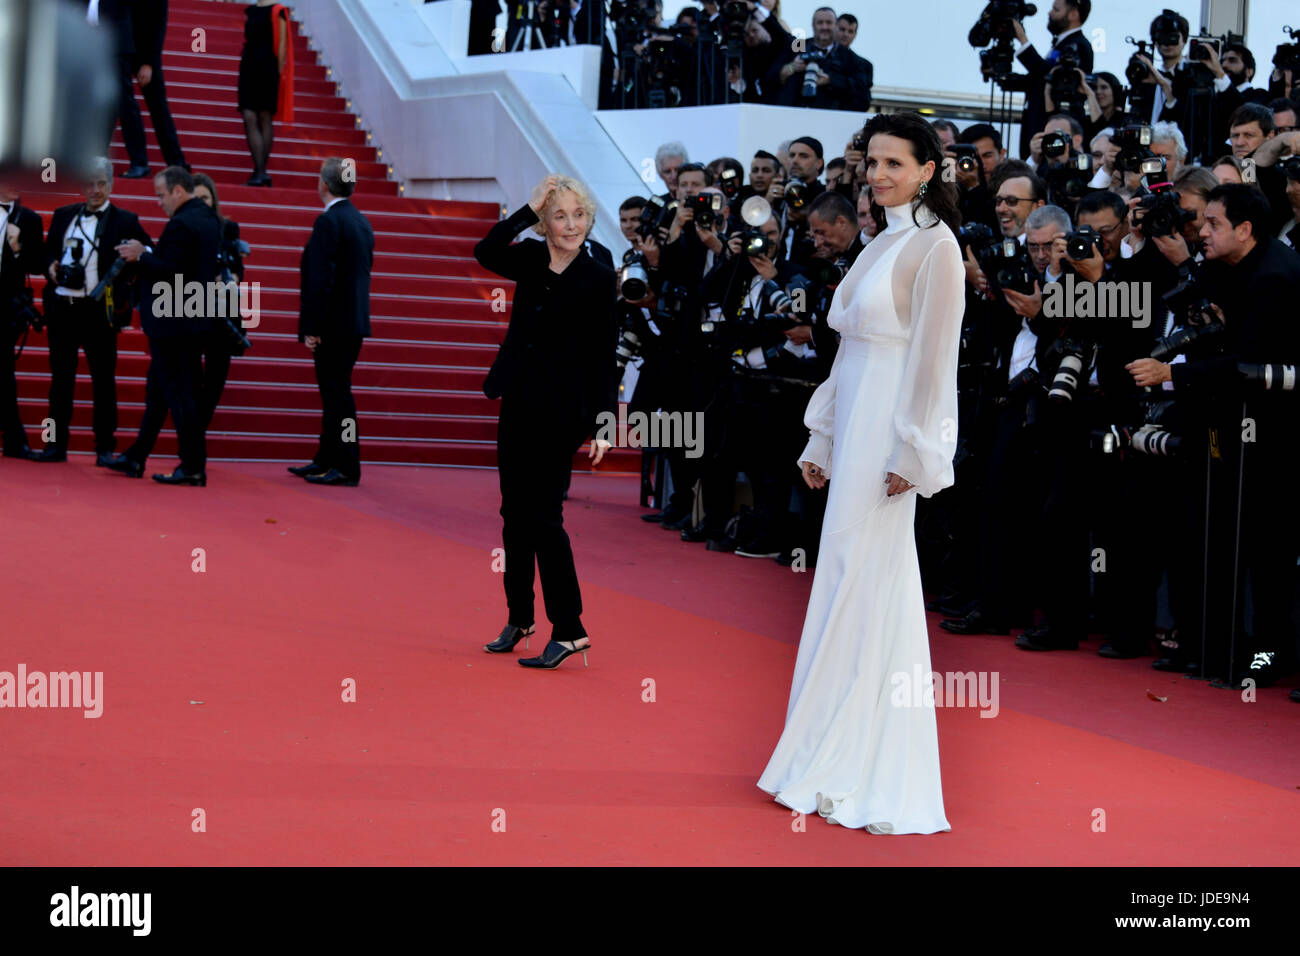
[32,158,151,463]
[290,158,375,486]
[107,166,219,484]
[1011,0,1094,160]
[98,0,188,178]
[0,185,46,460]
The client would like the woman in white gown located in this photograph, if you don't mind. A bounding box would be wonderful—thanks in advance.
[757,112,966,834]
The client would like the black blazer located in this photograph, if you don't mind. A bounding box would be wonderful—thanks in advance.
[1018,30,1094,156]
[97,0,136,58]
[1,203,46,309]
[130,0,169,70]
[474,204,619,437]
[766,43,870,111]
[136,196,220,337]
[44,201,152,321]
[299,198,375,340]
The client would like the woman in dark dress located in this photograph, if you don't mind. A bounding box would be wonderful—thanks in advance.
[238,1,292,186]
[474,175,619,670]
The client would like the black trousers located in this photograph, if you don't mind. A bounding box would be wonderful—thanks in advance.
[496,393,587,641]
[1,322,28,452]
[978,390,1046,627]
[132,329,232,456]
[112,55,186,168]
[126,333,205,472]
[1036,397,1092,637]
[45,297,119,454]
[311,333,363,477]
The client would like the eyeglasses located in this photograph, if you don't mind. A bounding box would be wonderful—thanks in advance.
[994,195,1033,207]
[1093,221,1124,237]
[1276,125,1297,134]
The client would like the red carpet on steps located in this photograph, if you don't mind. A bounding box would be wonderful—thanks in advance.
[1,460,1296,866]
[13,0,639,473]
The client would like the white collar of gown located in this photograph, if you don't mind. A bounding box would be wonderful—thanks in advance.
[881,201,938,234]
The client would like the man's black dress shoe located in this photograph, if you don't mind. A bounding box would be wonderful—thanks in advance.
[680,523,710,543]
[153,467,206,486]
[122,164,151,178]
[484,624,535,653]
[661,513,692,531]
[1015,624,1080,651]
[1289,688,1300,703]
[939,609,1009,636]
[641,511,670,523]
[304,468,359,486]
[103,453,144,478]
[518,639,590,669]
[1098,641,1146,659]
[2,444,33,459]
[28,447,67,462]
[706,535,738,552]
[287,462,328,477]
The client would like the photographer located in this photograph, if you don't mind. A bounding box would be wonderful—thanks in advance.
[1082,72,1133,144]
[739,150,782,206]
[693,200,811,555]
[773,138,826,269]
[1127,10,1231,161]
[941,164,1047,636]
[1011,0,1094,159]
[0,183,45,460]
[1029,112,1085,176]
[764,7,868,111]
[33,157,151,464]
[1212,43,1273,146]
[1127,184,1300,688]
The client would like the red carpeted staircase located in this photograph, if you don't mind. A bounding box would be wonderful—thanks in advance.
[15,0,634,472]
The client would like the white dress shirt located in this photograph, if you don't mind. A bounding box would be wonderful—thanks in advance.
[55,201,111,297]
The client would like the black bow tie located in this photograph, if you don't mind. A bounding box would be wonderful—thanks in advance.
[84,207,105,219]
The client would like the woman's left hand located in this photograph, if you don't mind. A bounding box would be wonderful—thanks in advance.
[589,438,612,466]
[885,472,914,496]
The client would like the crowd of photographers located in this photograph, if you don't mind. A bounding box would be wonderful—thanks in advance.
[614,3,1300,698]
[468,0,873,111]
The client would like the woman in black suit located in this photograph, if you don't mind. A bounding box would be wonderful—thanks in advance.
[474,175,619,670]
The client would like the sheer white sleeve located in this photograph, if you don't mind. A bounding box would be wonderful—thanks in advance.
[884,236,966,497]
[796,339,846,477]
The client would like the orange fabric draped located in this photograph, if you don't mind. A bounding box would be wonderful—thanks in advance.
[271,4,294,123]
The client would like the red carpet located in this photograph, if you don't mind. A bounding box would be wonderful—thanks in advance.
[1,458,1296,866]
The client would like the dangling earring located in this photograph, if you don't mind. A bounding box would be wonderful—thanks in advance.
[918,179,928,198]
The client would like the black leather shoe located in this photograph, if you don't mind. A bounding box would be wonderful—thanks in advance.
[518,638,590,669]
[28,447,67,462]
[103,453,144,478]
[484,624,535,653]
[662,513,692,531]
[287,462,328,477]
[1289,688,1300,703]
[304,468,359,486]
[641,511,668,522]
[939,609,1009,636]
[707,536,738,552]
[122,164,151,178]
[1015,624,1080,651]
[2,444,32,459]
[153,467,206,486]
[1098,641,1146,659]
[680,523,710,543]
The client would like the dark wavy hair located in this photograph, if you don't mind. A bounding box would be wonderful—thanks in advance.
[857,111,961,235]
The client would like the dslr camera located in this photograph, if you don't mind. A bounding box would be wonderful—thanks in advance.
[56,237,87,290]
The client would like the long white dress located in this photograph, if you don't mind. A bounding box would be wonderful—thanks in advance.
[757,200,966,835]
